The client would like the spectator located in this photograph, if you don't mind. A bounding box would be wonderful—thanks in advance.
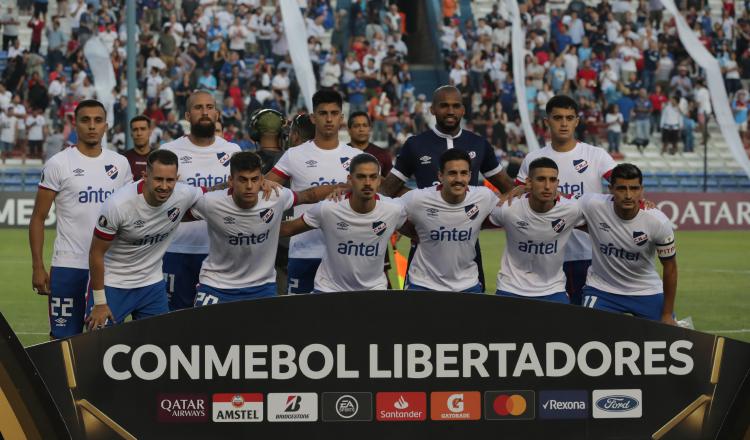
[26,107,47,159]
[660,95,683,155]
[0,6,19,51]
[632,88,653,151]
[606,103,624,153]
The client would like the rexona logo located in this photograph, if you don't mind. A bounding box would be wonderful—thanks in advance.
[538,390,588,419]
[322,392,372,422]
[430,391,480,421]
[484,391,535,420]
[376,392,426,422]
[212,393,263,422]
[267,393,318,422]
[592,389,642,419]
[157,393,208,422]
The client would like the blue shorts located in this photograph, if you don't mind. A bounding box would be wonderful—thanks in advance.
[194,283,276,307]
[163,252,207,311]
[496,290,570,304]
[49,266,89,338]
[581,285,664,321]
[563,260,591,306]
[85,280,169,326]
[287,258,321,294]
[407,283,484,293]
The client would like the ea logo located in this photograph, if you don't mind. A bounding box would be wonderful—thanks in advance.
[447,394,464,413]
[335,395,359,419]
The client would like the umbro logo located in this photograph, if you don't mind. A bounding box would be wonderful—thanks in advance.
[305,160,318,168]
[133,219,145,228]
[180,155,193,164]
[419,155,431,165]
[426,207,439,217]
[337,221,350,230]
[599,222,612,232]
[515,221,529,230]
[54,317,67,326]
[223,216,236,225]
[73,168,85,176]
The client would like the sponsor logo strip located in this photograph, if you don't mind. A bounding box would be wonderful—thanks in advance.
[592,389,642,419]
[267,393,318,422]
[375,392,426,422]
[322,392,373,422]
[484,391,535,421]
[430,391,481,421]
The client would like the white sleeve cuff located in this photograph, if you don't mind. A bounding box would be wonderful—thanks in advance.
[482,163,504,178]
[390,168,409,182]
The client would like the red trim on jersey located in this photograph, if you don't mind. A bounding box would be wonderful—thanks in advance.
[37,184,57,192]
[514,178,524,186]
[602,169,613,181]
[292,191,299,205]
[137,180,145,194]
[94,228,114,241]
[270,167,289,179]
[200,186,208,194]
[639,200,645,210]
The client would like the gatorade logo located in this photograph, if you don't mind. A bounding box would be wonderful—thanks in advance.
[485,391,535,420]
[430,392,481,421]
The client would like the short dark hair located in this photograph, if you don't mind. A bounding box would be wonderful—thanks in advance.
[350,153,380,174]
[146,149,179,171]
[129,114,152,128]
[312,89,343,110]
[439,148,471,172]
[528,157,559,176]
[610,163,643,185]
[348,111,371,128]
[545,94,579,115]
[289,113,315,143]
[230,151,263,175]
[74,99,107,119]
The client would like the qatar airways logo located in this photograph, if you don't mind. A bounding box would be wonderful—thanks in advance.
[186,173,227,187]
[599,243,640,261]
[429,226,472,242]
[78,187,114,203]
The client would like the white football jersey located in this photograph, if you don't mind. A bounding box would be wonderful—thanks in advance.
[303,196,407,292]
[94,181,204,288]
[160,136,241,254]
[579,193,676,296]
[516,142,616,261]
[489,196,584,296]
[38,146,132,269]
[400,185,497,291]
[191,188,296,290]
[271,140,363,259]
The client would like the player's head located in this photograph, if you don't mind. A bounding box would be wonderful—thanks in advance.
[74,99,108,148]
[348,154,381,200]
[348,111,371,146]
[129,115,152,149]
[229,151,264,207]
[185,90,218,138]
[438,148,471,198]
[545,95,579,144]
[145,149,179,205]
[430,85,464,135]
[527,157,559,203]
[311,89,343,139]
[609,163,643,211]
[288,113,315,147]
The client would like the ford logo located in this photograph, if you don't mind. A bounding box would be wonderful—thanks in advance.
[595,396,639,412]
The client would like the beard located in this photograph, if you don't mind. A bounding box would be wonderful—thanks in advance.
[190,119,215,138]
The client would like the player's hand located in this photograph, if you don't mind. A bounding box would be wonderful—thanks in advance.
[261,179,282,200]
[32,266,50,295]
[661,314,678,326]
[86,304,114,331]
[498,186,525,206]
[326,186,350,202]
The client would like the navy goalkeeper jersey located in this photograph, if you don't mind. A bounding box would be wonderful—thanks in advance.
[390,127,503,188]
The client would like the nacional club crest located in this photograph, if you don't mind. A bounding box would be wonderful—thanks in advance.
[551,218,566,233]
[573,159,589,173]
[167,207,181,222]
[105,164,119,180]
[632,231,648,246]
[372,221,387,236]
[260,208,274,223]
[340,157,352,171]
[464,203,479,220]
[217,152,230,167]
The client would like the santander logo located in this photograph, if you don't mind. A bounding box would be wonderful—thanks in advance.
[394,396,409,410]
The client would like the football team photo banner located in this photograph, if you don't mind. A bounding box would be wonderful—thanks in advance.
[25,292,750,439]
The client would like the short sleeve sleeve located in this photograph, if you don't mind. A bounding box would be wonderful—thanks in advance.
[479,139,503,178]
[515,156,530,185]
[280,187,296,211]
[118,157,133,185]
[654,215,676,259]
[391,137,416,182]
[488,204,506,227]
[597,148,617,180]
[190,194,207,220]
[94,201,120,241]
[39,157,63,192]
[302,201,324,229]
[270,149,293,179]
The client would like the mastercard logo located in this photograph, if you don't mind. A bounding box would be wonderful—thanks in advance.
[485,391,535,420]
[493,394,527,416]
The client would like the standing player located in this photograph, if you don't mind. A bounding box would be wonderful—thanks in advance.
[124,115,154,181]
[579,164,677,324]
[514,95,616,305]
[489,157,584,303]
[159,90,241,310]
[265,90,361,294]
[86,150,204,329]
[400,149,498,293]
[379,85,514,291]
[280,154,406,292]
[190,152,336,306]
[29,99,132,338]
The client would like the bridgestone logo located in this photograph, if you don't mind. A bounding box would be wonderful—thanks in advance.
[275,413,311,420]
[547,400,586,410]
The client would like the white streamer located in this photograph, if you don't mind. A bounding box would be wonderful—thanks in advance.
[507,0,540,152]
[280,0,317,113]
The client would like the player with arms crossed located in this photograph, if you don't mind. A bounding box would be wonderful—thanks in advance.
[265,90,361,293]
[579,163,677,324]
[190,152,338,306]
[29,99,132,338]
[489,157,584,303]
[160,90,242,310]
[280,154,406,292]
[86,150,204,329]
[514,95,616,305]
[399,149,499,293]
